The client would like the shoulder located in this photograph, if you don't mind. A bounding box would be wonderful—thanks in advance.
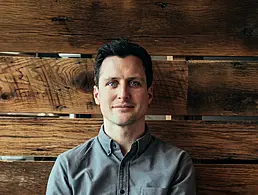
[151,136,193,164]
[56,136,97,167]
[148,136,195,180]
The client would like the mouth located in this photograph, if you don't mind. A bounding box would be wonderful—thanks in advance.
[112,104,134,108]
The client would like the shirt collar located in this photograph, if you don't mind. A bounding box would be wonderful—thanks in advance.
[97,124,113,155]
[97,124,152,157]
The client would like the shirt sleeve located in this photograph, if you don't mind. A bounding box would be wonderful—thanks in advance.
[169,153,196,195]
[46,154,72,195]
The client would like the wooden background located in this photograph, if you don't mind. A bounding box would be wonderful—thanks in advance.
[0,0,258,194]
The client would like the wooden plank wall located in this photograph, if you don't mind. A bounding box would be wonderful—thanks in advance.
[0,1,258,194]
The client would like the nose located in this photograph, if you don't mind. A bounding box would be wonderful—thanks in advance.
[118,83,130,100]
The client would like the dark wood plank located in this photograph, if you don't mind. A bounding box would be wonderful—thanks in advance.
[151,61,187,114]
[0,161,53,195]
[0,57,187,114]
[1,118,257,160]
[0,118,101,156]
[149,120,258,160]
[1,0,258,55]
[0,161,257,195]
[188,61,258,116]
[195,164,258,194]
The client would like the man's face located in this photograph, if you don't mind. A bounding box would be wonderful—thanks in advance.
[93,55,153,126]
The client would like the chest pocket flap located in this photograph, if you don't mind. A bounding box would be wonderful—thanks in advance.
[141,187,168,195]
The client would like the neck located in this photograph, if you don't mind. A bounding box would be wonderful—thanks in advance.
[103,118,146,155]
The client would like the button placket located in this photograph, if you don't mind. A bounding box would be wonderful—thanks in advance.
[118,159,129,195]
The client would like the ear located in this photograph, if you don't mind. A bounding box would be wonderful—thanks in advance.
[147,86,153,105]
[93,85,100,105]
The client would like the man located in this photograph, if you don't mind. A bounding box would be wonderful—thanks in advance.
[46,39,196,195]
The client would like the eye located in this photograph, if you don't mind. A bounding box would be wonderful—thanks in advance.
[107,80,118,87]
[130,80,141,87]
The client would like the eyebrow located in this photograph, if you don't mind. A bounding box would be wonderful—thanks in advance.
[103,77,145,82]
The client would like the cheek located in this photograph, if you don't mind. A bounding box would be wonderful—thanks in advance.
[98,89,115,103]
[134,91,149,102]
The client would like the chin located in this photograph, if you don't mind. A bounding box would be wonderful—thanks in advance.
[116,121,136,127]
[116,119,136,126]
[112,116,138,127]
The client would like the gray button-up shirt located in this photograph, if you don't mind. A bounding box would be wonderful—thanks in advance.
[46,125,196,195]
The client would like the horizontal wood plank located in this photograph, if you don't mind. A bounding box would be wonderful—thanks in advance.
[2,57,258,116]
[0,161,53,195]
[188,61,258,116]
[0,118,100,156]
[149,120,258,160]
[0,57,98,114]
[0,0,258,55]
[0,57,187,114]
[195,164,258,194]
[0,161,257,195]
[1,118,257,160]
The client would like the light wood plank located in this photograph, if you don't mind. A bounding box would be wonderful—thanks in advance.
[0,57,187,114]
[2,57,258,116]
[0,57,97,114]
[0,0,258,55]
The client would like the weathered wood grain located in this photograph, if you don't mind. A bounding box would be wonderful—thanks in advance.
[0,57,187,114]
[0,161,53,195]
[1,118,257,160]
[149,120,258,160]
[0,57,97,114]
[2,57,258,116]
[151,60,187,114]
[188,61,258,116]
[0,0,258,55]
[0,161,257,195]
[195,164,258,194]
[0,118,100,156]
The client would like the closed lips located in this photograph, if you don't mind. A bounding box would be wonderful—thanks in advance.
[112,105,134,108]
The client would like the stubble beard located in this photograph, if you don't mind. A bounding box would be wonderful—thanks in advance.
[107,114,138,127]
[102,106,147,127]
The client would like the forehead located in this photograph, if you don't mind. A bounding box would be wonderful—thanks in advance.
[99,55,145,79]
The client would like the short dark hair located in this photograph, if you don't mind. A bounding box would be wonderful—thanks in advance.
[94,39,153,89]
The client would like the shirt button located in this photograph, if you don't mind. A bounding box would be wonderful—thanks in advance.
[120,189,125,194]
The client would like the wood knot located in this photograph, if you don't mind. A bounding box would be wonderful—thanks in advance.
[72,71,94,93]
[0,93,10,100]
[232,62,242,66]
[232,62,245,69]
[154,2,168,8]
[86,101,94,109]
[56,105,67,111]
[51,16,72,23]
[241,27,258,39]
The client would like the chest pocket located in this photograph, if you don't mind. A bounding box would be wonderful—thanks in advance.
[141,187,168,195]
